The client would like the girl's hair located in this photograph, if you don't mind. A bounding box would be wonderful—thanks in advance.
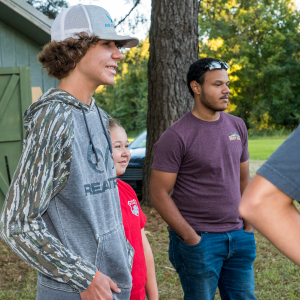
[38,32,101,79]
[109,118,124,130]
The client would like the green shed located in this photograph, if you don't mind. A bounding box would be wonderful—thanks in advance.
[0,0,59,208]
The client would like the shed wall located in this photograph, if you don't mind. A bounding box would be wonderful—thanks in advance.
[0,19,59,93]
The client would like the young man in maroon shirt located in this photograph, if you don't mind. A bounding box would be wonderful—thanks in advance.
[150,58,257,300]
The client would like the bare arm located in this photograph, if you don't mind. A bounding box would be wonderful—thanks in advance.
[141,229,159,300]
[239,174,300,266]
[240,160,253,231]
[149,169,200,245]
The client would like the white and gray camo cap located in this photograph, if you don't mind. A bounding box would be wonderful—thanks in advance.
[51,4,139,48]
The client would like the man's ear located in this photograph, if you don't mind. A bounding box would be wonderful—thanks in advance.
[190,80,202,95]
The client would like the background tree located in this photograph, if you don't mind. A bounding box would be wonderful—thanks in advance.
[199,0,300,132]
[142,0,199,205]
[94,39,149,135]
[25,0,68,19]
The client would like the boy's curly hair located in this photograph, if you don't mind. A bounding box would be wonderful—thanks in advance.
[38,32,101,80]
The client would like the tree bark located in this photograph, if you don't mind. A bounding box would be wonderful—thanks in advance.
[142,0,199,205]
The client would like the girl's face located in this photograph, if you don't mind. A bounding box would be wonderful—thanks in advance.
[110,127,131,176]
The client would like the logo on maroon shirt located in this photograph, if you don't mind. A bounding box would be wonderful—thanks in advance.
[228,133,241,141]
[128,199,139,216]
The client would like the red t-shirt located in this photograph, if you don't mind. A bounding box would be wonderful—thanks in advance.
[117,179,147,300]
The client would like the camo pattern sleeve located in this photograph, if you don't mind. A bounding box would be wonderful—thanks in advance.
[0,101,97,292]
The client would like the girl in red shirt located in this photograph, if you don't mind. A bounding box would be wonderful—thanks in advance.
[109,119,159,300]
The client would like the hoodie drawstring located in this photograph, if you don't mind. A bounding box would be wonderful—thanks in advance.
[79,103,112,168]
[96,105,113,154]
[79,103,99,168]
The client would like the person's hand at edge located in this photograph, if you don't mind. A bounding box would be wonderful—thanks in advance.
[80,270,120,300]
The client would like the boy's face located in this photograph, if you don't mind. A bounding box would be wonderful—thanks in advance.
[76,40,123,86]
[110,127,131,177]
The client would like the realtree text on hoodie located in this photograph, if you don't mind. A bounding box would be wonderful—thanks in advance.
[0,89,134,299]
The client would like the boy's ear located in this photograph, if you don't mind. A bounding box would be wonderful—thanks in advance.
[190,80,202,95]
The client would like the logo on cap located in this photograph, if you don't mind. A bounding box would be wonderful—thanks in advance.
[105,13,113,27]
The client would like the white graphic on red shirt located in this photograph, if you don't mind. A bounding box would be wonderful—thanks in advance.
[128,199,139,216]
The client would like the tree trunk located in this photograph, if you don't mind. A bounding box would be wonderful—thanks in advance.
[142,0,199,205]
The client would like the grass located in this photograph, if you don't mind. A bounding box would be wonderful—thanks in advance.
[128,132,289,160]
[0,135,294,299]
[248,128,292,139]
[144,205,300,300]
[248,139,285,160]
[0,239,37,299]
[1,205,300,299]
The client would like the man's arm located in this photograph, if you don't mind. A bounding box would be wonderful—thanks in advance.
[240,160,253,232]
[149,169,200,245]
[239,174,300,266]
[141,228,159,300]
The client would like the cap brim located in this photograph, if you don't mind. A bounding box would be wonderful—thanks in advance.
[98,34,139,48]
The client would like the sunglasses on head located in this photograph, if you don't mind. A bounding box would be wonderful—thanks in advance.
[205,61,229,70]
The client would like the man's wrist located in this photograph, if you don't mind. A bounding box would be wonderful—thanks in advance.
[244,224,254,232]
[183,231,201,245]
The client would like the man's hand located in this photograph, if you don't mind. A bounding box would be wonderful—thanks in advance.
[243,225,254,233]
[80,271,120,300]
[243,219,254,233]
[184,233,201,245]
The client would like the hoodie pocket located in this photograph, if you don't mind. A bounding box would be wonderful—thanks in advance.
[95,225,133,289]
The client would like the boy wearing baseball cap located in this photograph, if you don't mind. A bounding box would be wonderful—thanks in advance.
[0,5,138,300]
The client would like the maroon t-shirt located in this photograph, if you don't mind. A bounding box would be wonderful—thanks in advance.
[152,111,249,233]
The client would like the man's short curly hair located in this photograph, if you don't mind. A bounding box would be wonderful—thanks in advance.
[38,32,101,80]
[187,58,225,97]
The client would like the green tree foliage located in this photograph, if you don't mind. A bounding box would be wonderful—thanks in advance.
[25,0,68,19]
[199,0,300,130]
[94,39,149,135]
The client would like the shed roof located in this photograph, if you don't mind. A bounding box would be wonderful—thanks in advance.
[0,0,52,45]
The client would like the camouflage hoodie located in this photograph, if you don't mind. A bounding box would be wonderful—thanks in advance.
[0,88,133,298]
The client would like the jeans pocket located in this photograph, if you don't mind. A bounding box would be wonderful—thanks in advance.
[177,234,207,276]
[238,229,257,263]
[168,235,178,270]
[178,234,203,248]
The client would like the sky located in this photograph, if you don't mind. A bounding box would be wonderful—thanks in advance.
[67,0,300,41]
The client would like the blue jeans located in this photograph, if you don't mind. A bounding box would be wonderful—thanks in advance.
[169,229,257,300]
